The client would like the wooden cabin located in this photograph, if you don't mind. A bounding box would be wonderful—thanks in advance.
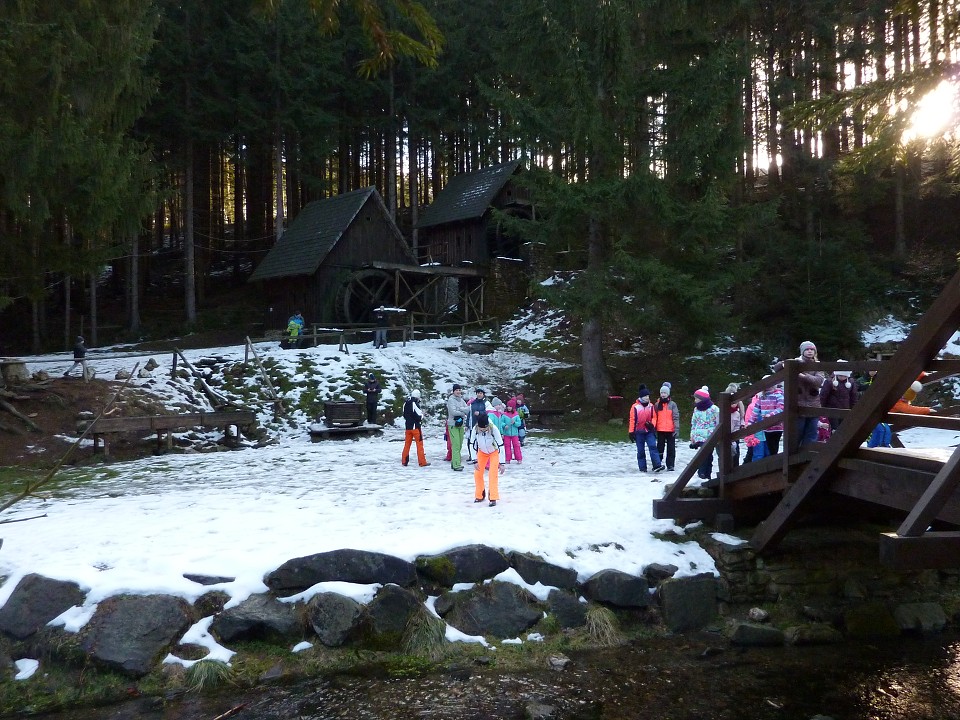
[248,188,416,326]
[415,160,532,266]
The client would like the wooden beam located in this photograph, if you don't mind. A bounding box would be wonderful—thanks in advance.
[828,468,960,526]
[751,268,960,553]
[879,532,960,570]
[897,445,960,536]
[653,498,770,522]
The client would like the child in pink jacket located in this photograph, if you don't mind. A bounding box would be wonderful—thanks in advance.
[500,400,523,463]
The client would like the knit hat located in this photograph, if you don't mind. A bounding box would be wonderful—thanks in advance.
[506,400,516,410]
[475,388,485,395]
[411,389,421,399]
[694,386,710,400]
[800,341,817,353]
[638,384,650,399]
[452,383,461,391]
[477,412,489,428]
[368,373,376,380]
[834,360,850,378]
[659,385,670,396]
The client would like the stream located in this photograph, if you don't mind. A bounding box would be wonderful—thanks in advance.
[24,631,960,720]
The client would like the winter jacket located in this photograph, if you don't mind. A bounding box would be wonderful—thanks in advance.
[469,423,505,463]
[654,398,679,433]
[819,376,858,411]
[364,379,381,404]
[774,356,824,408]
[750,387,785,431]
[446,394,469,428]
[690,401,720,443]
[468,397,492,427]
[73,339,87,359]
[729,404,743,433]
[500,408,522,436]
[402,397,423,430]
[628,399,657,434]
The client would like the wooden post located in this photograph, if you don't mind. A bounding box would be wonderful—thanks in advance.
[171,351,178,378]
[718,391,732,496]
[782,359,797,480]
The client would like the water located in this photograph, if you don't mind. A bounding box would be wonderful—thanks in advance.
[25,632,960,720]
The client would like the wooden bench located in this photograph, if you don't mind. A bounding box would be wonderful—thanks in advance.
[531,408,566,423]
[82,410,257,456]
[324,401,365,428]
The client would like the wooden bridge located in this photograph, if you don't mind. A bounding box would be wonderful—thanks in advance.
[654,267,960,570]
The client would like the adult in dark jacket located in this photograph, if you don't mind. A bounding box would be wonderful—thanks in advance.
[363,373,381,424]
[468,388,490,429]
[819,360,858,432]
[373,306,388,348]
[401,390,430,467]
[63,336,90,381]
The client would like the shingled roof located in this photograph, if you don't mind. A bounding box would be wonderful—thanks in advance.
[248,188,399,282]
[415,160,523,230]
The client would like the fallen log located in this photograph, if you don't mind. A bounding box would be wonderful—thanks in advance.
[0,398,40,432]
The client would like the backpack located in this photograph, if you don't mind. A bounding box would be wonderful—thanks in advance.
[403,398,416,423]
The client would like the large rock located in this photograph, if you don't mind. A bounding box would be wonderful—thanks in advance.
[509,552,578,590]
[439,581,542,638]
[265,549,417,594]
[545,589,587,629]
[657,573,717,632]
[361,584,423,649]
[893,602,947,633]
[580,570,650,608]
[80,595,193,677]
[306,592,363,647]
[416,545,509,586]
[727,621,785,647]
[0,574,86,640]
[209,594,302,643]
[785,623,844,645]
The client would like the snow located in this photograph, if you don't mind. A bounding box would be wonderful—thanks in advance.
[2,311,958,666]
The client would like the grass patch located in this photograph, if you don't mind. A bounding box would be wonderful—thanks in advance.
[185,659,234,692]
[402,606,448,660]
[583,605,623,647]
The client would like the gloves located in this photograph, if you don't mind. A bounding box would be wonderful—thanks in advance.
[689,441,703,450]
[628,432,636,441]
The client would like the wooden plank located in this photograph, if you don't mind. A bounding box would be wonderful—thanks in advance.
[898,445,960,536]
[652,498,745,521]
[888,412,960,431]
[88,411,256,434]
[828,472,960,523]
[852,448,944,474]
[879,532,960,570]
[751,269,960,553]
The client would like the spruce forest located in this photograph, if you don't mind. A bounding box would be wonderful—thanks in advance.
[1,1,958,397]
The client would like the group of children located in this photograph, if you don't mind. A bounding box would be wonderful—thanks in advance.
[396,385,532,508]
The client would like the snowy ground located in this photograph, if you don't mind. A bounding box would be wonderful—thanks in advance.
[2,311,958,671]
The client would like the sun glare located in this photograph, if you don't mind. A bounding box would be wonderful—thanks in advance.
[902,79,960,143]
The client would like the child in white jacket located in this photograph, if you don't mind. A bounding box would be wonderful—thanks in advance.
[469,413,505,506]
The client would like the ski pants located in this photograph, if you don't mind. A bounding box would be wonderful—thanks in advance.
[448,425,465,469]
[474,449,500,501]
[402,429,427,466]
[503,435,522,463]
[634,430,661,471]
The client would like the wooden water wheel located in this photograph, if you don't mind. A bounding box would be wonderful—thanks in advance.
[335,269,394,323]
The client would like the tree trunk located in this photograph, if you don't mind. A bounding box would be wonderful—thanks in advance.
[185,140,197,323]
[385,66,397,219]
[894,163,906,258]
[582,215,612,407]
[581,315,612,407]
[129,232,141,334]
[88,270,98,347]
